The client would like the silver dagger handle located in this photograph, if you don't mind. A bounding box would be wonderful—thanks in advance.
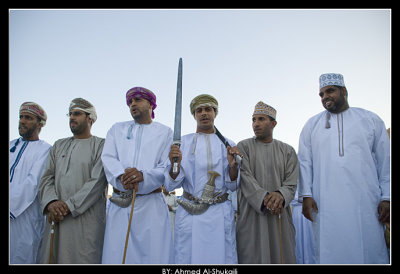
[234,154,242,165]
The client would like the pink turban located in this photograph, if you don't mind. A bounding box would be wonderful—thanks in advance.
[126,87,157,119]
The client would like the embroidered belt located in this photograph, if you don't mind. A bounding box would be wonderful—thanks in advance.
[182,190,229,205]
[113,187,162,197]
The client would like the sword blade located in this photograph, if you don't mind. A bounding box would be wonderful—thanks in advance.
[173,58,183,143]
[172,58,183,174]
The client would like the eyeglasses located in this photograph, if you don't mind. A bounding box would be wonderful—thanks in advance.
[66,111,87,117]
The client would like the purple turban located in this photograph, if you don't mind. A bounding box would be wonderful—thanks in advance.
[126,87,157,119]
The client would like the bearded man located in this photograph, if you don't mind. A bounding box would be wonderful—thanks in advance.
[10,102,51,263]
[39,98,108,264]
[101,87,174,264]
[298,73,390,264]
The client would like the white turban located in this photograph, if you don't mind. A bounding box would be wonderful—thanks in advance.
[69,98,97,124]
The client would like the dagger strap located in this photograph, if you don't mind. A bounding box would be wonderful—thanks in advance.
[182,190,229,205]
[113,187,162,197]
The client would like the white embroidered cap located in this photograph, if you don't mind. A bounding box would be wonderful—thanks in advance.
[319,73,345,89]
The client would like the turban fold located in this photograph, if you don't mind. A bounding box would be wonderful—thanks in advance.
[253,101,277,120]
[190,94,219,116]
[19,102,47,126]
[319,73,345,89]
[69,98,97,124]
[126,87,157,119]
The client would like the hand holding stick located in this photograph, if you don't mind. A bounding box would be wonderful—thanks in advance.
[122,189,136,264]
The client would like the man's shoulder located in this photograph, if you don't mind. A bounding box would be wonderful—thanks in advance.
[238,137,254,146]
[151,121,172,132]
[272,139,296,152]
[111,120,133,129]
[349,107,381,120]
[90,135,105,144]
[37,139,52,149]
[53,137,72,146]
[237,137,256,151]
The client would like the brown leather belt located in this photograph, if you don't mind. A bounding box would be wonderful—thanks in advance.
[113,187,162,196]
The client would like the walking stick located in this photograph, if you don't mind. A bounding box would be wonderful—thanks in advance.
[278,214,283,264]
[49,221,55,264]
[122,190,136,264]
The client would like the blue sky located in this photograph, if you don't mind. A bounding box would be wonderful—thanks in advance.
[9,9,391,152]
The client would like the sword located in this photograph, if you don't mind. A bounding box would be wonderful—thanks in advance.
[214,126,242,164]
[214,125,242,215]
[172,58,183,174]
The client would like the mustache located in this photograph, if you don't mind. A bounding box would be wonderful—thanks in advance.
[70,120,78,126]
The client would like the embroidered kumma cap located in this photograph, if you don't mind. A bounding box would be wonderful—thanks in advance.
[319,73,345,89]
[253,101,277,120]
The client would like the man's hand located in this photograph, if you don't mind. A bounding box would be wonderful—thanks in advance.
[378,200,390,224]
[227,146,242,168]
[168,145,182,179]
[168,145,182,166]
[121,168,142,192]
[46,200,70,224]
[227,146,242,181]
[263,191,284,215]
[302,197,318,222]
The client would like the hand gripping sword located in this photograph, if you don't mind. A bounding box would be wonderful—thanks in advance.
[214,126,242,165]
[172,58,183,174]
[214,126,242,215]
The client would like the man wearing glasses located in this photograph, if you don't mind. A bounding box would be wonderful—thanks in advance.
[38,98,108,264]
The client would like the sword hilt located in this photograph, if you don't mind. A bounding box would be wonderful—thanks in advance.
[172,141,181,174]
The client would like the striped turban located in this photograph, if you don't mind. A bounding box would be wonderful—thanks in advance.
[19,102,47,126]
[190,94,219,117]
[126,87,157,119]
[69,98,97,124]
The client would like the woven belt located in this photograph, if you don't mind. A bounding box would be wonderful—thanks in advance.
[182,190,229,205]
[113,187,162,196]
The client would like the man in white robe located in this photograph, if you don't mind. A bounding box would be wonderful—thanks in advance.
[165,94,241,264]
[39,98,108,264]
[290,190,315,264]
[298,73,390,264]
[101,87,174,264]
[10,102,51,264]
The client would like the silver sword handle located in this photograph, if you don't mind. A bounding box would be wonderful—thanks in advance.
[172,141,181,174]
[173,161,179,174]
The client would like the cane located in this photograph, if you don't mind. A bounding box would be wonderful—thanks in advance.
[278,214,283,264]
[49,221,55,264]
[122,190,136,264]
